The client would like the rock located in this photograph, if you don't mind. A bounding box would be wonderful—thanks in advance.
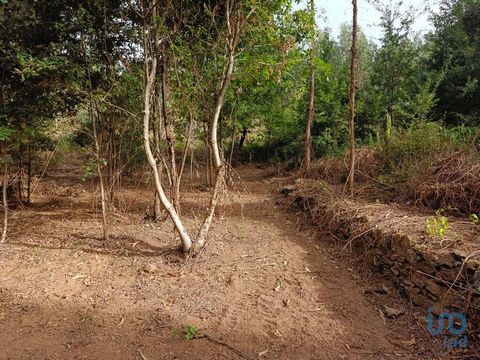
[424,279,443,298]
[411,295,430,308]
[384,306,404,318]
[411,275,426,288]
[142,263,159,274]
[399,235,412,250]
[429,303,444,315]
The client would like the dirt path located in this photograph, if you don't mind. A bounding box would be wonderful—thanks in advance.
[0,166,443,359]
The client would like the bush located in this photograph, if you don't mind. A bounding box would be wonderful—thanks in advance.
[302,122,480,214]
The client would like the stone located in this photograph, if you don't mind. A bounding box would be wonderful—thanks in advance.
[424,279,444,298]
[142,263,159,274]
[384,306,404,318]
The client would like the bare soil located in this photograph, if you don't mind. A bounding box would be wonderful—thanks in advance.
[0,165,446,359]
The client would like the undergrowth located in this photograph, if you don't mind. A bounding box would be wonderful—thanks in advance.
[303,122,480,215]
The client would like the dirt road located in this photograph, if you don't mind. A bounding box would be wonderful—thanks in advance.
[0,166,443,359]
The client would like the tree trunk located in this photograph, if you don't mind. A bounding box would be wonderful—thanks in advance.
[177,109,194,197]
[27,141,32,204]
[227,121,236,185]
[153,94,163,221]
[195,1,240,252]
[239,127,247,149]
[347,0,358,196]
[160,45,180,214]
[190,147,194,181]
[304,0,315,171]
[107,114,115,204]
[82,30,109,241]
[17,169,22,204]
[92,111,110,241]
[142,11,192,253]
[1,145,8,244]
[203,122,211,187]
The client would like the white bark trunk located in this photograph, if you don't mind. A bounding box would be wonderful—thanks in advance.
[92,112,110,241]
[142,30,192,252]
[194,7,238,251]
[1,146,8,244]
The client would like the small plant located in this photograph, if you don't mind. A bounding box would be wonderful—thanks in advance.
[183,324,204,340]
[470,213,479,225]
[426,209,449,238]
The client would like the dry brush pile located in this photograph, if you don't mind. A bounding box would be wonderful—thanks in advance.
[301,144,480,216]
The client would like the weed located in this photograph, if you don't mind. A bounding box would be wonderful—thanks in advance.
[470,213,479,225]
[426,209,449,238]
[183,324,204,340]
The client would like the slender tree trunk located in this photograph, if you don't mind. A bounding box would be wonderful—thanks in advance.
[177,109,194,196]
[17,169,22,204]
[203,122,211,187]
[227,121,236,185]
[304,0,315,171]
[143,8,192,253]
[107,115,115,204]
[1,145,8,244]
[153,94,163,220]
[195,6,240,251]
[190,147,194,181]
[347,0,358,196]
[239,127,247,149]
[229,124,236,166]
[160,45,180,214]
[229,128,236,165]
[82,31,109,241]
[92,111,110,241]
[27,141,31,204]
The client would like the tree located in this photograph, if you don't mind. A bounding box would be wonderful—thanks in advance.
[346,0,358,195]
[0,0,78,207]
[304,0,316,170]
[0,127,11,243]
[428,0,480,126]
[141,0,260,253]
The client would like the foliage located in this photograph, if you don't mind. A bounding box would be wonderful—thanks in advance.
[0,0,479,204]
[426,209,450,238]
[428,0,480,126]
[470,213,479,224]
[183,324,204,340]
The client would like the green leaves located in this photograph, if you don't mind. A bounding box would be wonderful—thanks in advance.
[0,127,13,142]
[183,324,204,340]
[470,213,479,225]
[426,209,450,238]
